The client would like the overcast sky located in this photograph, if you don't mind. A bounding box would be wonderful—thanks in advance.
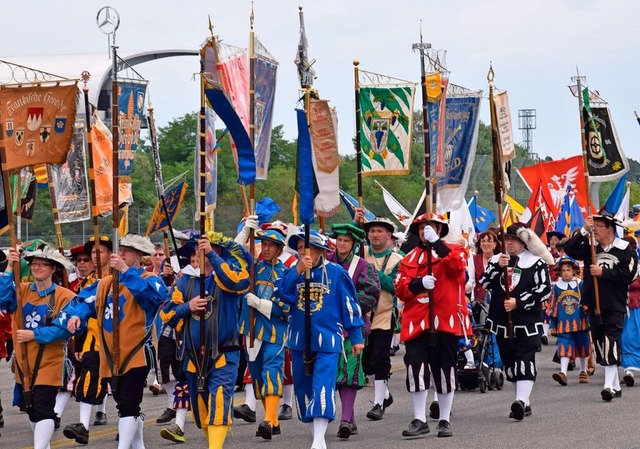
[3,0,639,162]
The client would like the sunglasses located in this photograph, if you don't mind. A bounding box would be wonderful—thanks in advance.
[76,257,91,262]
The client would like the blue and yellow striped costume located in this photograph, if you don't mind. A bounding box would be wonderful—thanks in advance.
[161,236,251,430]
[239,258,289,399]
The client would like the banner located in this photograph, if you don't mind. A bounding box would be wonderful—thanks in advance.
[217,44,250,131]
[493,91,515,161]
[146,181,188,236]
[11,167,37,220]
[254,38,278,180]
[117,81,146,178]
[296,109,317,225]
[204,88,255,185]
[435,91,482,213]
[517,156,589,214]
[582,92,628,181]
[47,123,91,223]
[359,85,415,176]
[376,181,412,226]
[194,107,218,213]
[1,83,78,170]
[468,196,496,232]
[309,99,340,217]
[0,170,9,235]
[90,114,132,216]
[339,189,375,223]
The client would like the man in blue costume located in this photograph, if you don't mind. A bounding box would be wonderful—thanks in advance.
[239,229,290,440]
[275,229,364,449]
[160,232,251,449]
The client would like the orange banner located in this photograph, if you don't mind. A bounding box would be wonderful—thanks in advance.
[1,84,78,170]
[309,99,340,173]
[90,114,132,216]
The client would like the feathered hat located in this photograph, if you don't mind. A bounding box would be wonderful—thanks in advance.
[506,223,555,265]
[409,212,449,238]
[119,234,156,256]
[24,245,74,272]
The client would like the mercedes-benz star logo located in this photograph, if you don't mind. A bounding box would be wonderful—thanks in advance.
[96,6,120,35]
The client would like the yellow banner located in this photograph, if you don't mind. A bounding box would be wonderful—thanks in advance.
[1,84,78,170]
[426,73,442,101]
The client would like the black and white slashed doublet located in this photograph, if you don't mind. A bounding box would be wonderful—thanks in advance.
[480,251,551,382]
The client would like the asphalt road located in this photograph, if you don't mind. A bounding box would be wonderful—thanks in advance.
[1,339,640,449]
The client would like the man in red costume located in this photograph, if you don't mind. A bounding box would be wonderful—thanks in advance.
[395,213,470,439]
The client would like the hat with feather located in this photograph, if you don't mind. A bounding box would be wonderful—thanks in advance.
[506,223,555,265]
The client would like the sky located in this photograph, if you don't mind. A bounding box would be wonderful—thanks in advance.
[2,0,640,162]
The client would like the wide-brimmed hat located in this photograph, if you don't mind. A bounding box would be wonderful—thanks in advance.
[546,231,566,242]
[84,235,113,256]
[593,213,619,228]
[329,223,366,243]
[409,212,449,238]
[24,245,74,272]
[362,217,397,234]
[288,229,331,252]
[554,255,581,275]
[256,229,286,246]
[119,234,156,256]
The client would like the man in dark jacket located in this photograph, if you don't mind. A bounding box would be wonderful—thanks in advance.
[564,214,638,401]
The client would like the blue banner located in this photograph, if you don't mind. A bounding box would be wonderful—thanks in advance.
[254,54,278,180]
[437,95,481,188]
[296,109,316,225]
[146,181,188,236]
[118,82,147,177]
[468,196,495,232]
[204,88,256,185]
[339,189,375,222]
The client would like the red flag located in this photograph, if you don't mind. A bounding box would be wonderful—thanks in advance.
[523,164,558,243]
[517,155,590,214]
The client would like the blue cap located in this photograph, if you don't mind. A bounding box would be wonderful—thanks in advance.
[288,229,331,252]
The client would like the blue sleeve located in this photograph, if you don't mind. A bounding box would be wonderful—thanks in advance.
[207,247,251,293]
[160,285,193,329]
[0,273,17,314]
[120,268,168,314]
[273,266,301,306]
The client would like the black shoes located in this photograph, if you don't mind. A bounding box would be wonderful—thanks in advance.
[367,393,394,420]
[509,404,532,418]
[54,416,61,430]
[601,388,614,401]
[337,421,354,439]
[402,419,430,437]
[234,404,257,423]
[540,335,549,345]
[278,404,293,420]
[257,421,273,440]
[63,423,89,445]
[623,373,635,387]
[510,400,525,421]
[429,401,440,420]
[93,411,107,426]
[254,423,280,437]
[436,420,453,437]
[156,408,176,424]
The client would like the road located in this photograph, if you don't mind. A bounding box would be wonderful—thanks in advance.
[1,340,640,449]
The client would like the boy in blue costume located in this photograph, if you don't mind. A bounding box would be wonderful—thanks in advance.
[239,229,289,440]
[160,232,251,449]
[275,229,364,449]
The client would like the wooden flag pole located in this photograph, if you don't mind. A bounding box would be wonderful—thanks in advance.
[575,71,602,326]
[110,34,121,381]
[488,64,513,341]
[247,4,257,348]
[81,72,103,278]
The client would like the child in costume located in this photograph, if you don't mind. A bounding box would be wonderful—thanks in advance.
[548,256,590,385]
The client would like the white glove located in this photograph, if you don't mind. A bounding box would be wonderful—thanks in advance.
[234,214,260,245]
[246,292,273,319]
[422,225,439,243]
[422,275,437,290]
